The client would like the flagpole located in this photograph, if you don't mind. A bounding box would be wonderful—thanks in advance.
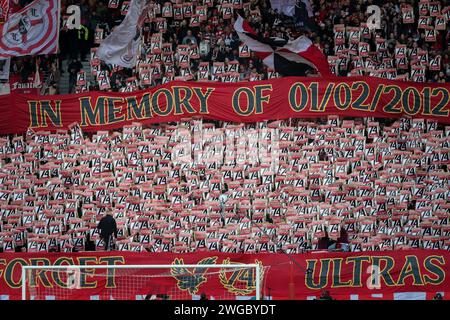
[56,0,61,54]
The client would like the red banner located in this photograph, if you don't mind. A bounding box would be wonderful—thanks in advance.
[0,250,448,300]
[9,73,41,95]
[0,77,450,134]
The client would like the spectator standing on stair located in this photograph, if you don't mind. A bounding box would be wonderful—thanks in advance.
[67,58,83,94]
[97,212,118,251]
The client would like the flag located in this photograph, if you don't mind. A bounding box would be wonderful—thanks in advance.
[0,0,9,23]
[234,15,331,76]
[0,0,60,58]
[97,0,148,68]
[276,36,331,76]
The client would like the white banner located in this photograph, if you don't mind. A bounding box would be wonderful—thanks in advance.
[0,0,60,58]
[97,0,148,68]
[0,58,10,80]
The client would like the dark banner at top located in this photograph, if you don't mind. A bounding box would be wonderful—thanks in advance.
[0,76,450,134]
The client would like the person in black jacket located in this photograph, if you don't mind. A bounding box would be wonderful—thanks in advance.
[318,229,332,250]
[97,212,118,251]
[318,290,334,300]
[67,59,83,93]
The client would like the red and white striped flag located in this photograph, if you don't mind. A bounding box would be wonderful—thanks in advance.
[0,0,60,58]
[234,15,331,76]
[0,0,9,23]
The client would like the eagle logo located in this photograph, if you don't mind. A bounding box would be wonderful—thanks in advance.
[171,257,218,295]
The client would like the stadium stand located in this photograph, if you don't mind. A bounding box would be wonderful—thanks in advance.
[1,116,449,253]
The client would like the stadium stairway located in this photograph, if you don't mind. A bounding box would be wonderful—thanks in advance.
[58,59,93,94]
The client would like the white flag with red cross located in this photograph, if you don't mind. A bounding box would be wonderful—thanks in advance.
[0,0,60,58]
[0,0,9,23]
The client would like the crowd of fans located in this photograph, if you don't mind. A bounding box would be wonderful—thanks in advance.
[0,116,449,253]
[2,0,450,94]
[1,1,449,253]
